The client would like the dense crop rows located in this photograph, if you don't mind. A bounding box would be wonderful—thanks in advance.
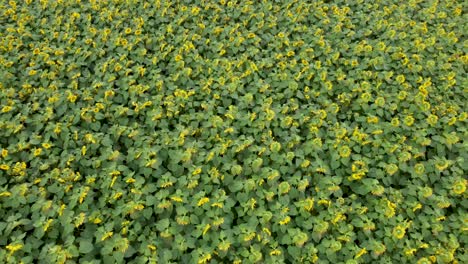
[0,0,466,263]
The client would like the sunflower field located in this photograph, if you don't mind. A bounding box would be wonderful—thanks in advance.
[0,0,466,263]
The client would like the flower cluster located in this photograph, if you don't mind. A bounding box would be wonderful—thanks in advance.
[0,0,465,263]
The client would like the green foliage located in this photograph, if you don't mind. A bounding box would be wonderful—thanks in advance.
[0,0,466,263]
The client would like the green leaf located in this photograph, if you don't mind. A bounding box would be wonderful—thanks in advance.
[229,181,244,193]
[156,219,170,231]
[79,239,94,254]
[287,246,301,258]
[331,159,340,170]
